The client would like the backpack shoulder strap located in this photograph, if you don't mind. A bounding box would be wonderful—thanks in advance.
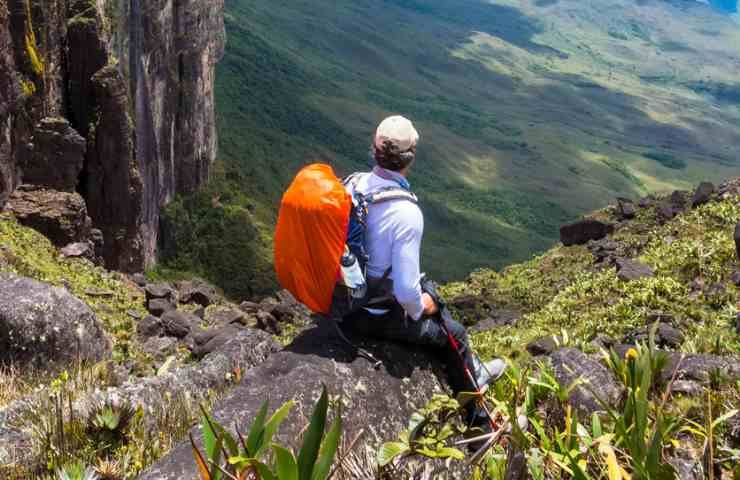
[342,172,366,188]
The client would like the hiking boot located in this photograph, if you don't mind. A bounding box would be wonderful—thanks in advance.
[473,357,507,390]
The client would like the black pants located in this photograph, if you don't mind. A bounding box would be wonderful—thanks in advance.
[343,302,478,396]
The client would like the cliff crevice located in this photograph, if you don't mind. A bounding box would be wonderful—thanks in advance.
[0,0,225,272]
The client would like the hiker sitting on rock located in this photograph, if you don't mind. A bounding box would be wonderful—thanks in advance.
[341,115,507,431]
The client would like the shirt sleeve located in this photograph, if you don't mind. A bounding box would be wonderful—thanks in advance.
[391,205,425,320]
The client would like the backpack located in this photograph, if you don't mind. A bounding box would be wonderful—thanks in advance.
[274,164,417,317]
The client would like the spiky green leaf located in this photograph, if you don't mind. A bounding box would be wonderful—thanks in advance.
[311,415,342,480]
[297,387,328,480]
[274,445,299,480]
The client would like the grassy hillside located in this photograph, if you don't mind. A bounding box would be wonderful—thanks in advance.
[441,186,740,359]
[163,0,740,297]
[422,184,739,478]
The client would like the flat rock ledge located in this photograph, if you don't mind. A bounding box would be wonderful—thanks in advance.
[140,323,445,480]
[0,328,279,469]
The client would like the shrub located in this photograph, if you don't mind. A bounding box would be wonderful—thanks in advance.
[158,186,277,299]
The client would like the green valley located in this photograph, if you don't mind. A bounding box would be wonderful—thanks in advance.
[162,0,740,296]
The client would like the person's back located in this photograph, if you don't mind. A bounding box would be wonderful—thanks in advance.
[350,169,425,320]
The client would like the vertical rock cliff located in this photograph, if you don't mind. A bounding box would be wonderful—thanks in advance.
[0,0,225,271]
[0,4,19,205]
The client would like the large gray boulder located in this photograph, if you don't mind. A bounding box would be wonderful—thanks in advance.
[0,273,110,368]
[140,323,444,480]
[548,348,624,417]
[659,353,740,386]
[615,258,654,281]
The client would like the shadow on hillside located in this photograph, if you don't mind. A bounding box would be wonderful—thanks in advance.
[388,0,567,57]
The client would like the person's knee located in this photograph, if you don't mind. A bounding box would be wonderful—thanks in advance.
[417,319,450,348]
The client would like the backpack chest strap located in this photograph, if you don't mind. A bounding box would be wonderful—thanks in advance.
[365,188,418,205]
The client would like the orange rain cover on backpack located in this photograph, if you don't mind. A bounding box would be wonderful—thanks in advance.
[274,164,351,314]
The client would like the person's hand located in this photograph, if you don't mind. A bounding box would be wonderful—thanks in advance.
[422,293,439,316]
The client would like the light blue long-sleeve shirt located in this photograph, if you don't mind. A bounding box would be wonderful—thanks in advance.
[349,168,425,320]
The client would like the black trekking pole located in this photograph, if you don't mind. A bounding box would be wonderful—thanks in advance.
[421,278,498,433]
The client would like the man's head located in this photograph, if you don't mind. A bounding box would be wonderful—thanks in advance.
[373,116,419,172]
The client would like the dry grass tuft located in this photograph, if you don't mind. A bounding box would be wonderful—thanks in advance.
[0,365,36,409]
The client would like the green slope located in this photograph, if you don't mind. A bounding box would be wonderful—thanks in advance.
[163,0,740,297]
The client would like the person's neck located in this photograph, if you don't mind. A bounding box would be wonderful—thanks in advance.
[373,166,411,190]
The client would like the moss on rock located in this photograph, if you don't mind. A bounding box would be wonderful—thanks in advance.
[0,214,145,361]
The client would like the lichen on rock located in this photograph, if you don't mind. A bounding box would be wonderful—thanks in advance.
[0,272,111,369]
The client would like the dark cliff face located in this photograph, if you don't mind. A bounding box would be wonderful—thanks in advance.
[0,0,225,271]
[0,5,20,206]
[105,0,226,265]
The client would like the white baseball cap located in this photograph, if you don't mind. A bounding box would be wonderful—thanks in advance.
[374,115,419,152]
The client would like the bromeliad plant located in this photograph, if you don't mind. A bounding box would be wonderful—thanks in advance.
[55,462,100,480]
[377,394,466,469]
[191,385,342,480]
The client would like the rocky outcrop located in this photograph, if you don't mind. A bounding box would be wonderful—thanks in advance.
[0,273,110,369]
[160,310,199,338]
[659,352,740,386]
[84,64,145,271]
[140,323,444,479]
[615,258,655,281]
[691,181,715,207]
[616,197,636,219]
[469,309,521,333]
[526,335,564,356]
[19,118,85,191]
[177,278,218,307]
[65,0,108,139]
[0,0,225,271]
[6,185,91,246]
[147,298,176,317]
[2,0,69,209]
[623,322,684,349]
[560,219,614,246]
